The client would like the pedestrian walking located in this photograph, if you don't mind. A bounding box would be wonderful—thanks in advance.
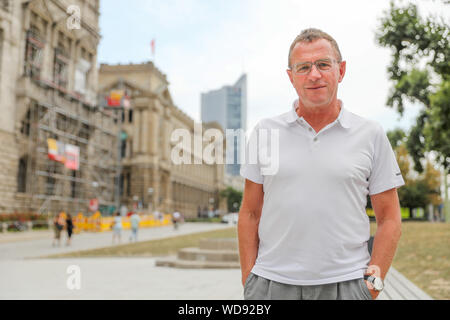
[172,211,181,230]
[52,212,65,247]
[129,212,141,242]
[239,28,404,300]
[66,213,74,246]
[111,212,122,244]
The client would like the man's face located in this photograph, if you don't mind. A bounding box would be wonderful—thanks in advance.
[287,39,346,109]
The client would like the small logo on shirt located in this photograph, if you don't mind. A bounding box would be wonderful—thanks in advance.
[395,172,402,176]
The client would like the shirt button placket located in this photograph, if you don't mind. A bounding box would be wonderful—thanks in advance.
[312,136,319,150]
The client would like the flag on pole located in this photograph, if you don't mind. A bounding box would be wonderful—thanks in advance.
[151,39,155,56]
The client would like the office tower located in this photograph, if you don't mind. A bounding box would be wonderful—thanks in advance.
[201,74,247,176]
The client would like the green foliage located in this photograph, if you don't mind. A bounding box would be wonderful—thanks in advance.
[219,187,243,212]
[387,128,406,149]
[376,0,450,171]
[398,179,430,211]
[406,111,427,173]
[424,80,450,167]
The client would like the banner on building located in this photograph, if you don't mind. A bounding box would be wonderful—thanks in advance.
[64,144,80,170]
[89,198,99,212]
[47,139,79,170]
[47,138,65,163]
[103,89,131,108]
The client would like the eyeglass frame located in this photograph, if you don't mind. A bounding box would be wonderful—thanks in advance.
[289,58,341,75]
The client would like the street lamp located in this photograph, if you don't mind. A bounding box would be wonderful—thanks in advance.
[148,188,154,213]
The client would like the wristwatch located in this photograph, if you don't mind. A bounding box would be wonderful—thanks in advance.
[364,275,384,291]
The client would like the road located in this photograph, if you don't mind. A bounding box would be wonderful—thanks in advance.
[0,223,243,300]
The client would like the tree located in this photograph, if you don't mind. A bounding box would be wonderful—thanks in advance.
[376,0,450,172]
[422,160,443,206]
[219,187,243,213]
[398,179,429,217]
[387,128,406,150]
[386,130,442,218]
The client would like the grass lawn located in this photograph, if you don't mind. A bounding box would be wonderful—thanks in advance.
[370,221,449,300]
[46,221,449,299]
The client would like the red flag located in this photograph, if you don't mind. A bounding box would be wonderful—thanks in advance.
[151,39,155,56]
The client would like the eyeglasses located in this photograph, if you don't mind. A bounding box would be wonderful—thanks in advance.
[290,59,339,75]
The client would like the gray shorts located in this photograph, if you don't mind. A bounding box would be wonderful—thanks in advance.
[244,273,373,300]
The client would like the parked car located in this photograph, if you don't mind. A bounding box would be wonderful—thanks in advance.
[221,213,239,224]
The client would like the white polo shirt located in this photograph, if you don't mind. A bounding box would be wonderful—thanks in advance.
[240,101,405,285]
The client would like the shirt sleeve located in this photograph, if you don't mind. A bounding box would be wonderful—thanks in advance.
[368,124,405,195]
[240,122,264,184]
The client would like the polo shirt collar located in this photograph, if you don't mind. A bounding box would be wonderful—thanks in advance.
[285,99,351,129]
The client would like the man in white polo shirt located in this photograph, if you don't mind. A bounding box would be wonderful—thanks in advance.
[238,28,405,300]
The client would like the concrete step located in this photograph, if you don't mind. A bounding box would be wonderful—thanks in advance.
[178,247,239,262]
[155,256,240,269]
[199,238,238,251]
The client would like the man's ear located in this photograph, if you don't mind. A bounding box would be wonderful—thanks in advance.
[286,69,294,85]
[338,61,346,83]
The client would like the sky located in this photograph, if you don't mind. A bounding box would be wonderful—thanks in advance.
[97,0,449,133]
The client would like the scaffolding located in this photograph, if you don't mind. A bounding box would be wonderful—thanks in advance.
[19,76,121,217]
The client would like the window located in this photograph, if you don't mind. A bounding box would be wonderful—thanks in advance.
[20,108,31,136]
[46,162,56,195]
[54,47,69,89]
[128,109,133,123]
[129,139,133,157]
[71,171,77,198]
[1,0,10,12]
[126,172,131,196]
[74,53,91,95]
[17,156,27,193]
[119,173,124,196]
[120,139,126,158]
[24,26,44,78]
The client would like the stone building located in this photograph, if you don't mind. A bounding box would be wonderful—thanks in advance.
[99,62,227,218]
[0,0,119,215]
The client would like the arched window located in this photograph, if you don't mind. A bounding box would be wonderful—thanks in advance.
[17,156,27,193]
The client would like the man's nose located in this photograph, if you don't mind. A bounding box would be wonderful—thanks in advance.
[308,64,322,79]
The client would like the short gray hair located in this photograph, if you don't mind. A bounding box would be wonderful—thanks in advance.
[288,28,342,68]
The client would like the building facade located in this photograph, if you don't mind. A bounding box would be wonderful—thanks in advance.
[201,74,247,176]
[99,62,227,218]
[0,0,120,215]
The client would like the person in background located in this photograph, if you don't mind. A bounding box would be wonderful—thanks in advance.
[153,209,160,223]
[52,212,65,247]
[172,211,181,230]
[112,212,122,244]
[129,212,141,242]
[66,213,74,246]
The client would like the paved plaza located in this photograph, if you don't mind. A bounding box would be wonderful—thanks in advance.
[0,223,243,300]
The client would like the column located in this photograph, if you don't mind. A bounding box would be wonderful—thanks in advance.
[133,108,141,154]
[141,109,149,154]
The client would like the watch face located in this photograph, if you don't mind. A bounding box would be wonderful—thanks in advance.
[373,277,384,291]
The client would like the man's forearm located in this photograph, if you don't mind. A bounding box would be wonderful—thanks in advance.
[238,211,260,285]
[368,218,402,279]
